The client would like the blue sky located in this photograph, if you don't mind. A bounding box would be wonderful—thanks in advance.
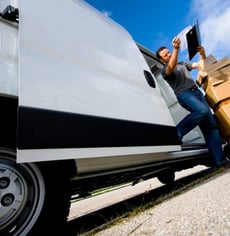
[84,0,230,63]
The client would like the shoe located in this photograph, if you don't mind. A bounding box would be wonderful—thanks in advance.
[222,159,230,167]
[177,137,183,145]
[213,159,230,169]
[177,135,183,145]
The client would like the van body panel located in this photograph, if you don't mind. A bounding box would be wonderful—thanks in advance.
[0,20,18,96]
[17,0,180,162]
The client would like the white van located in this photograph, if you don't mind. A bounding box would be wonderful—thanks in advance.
[0,1,212,235]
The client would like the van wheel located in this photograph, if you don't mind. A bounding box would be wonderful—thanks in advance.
[0,148,71,236]
[157,171,175,184]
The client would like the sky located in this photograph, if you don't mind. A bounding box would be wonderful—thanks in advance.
[84,0,230,63]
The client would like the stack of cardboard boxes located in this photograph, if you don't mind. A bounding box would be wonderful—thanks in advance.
[197,55,230,145]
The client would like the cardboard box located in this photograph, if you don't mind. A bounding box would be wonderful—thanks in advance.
[214,100,230,138]
[197,55,230,85]
[204,56,230,73]
[196,70,208,86]
[205,77,230,108]
[207,65,230,78]
[201,76,225,92]
[198,55,217,71]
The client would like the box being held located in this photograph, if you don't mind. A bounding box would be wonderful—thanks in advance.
[214,100,230,139]
[205,76,230,108]
[197,55,230,109]
[204,57,230,76]
[197,55,230,87]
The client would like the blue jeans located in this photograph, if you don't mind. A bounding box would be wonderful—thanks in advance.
[176,89,225,166]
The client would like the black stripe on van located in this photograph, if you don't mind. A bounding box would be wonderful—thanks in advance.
[17,106,180,149]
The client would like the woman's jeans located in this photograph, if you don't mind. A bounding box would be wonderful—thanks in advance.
[176,89,225,166]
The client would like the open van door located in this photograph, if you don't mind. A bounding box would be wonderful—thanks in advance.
[17,0,181,163]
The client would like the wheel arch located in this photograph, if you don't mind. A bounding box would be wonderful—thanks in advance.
[0,148,76,235]
[0,96,17,150]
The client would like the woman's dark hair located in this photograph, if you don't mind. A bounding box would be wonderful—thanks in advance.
[156,46,166,59]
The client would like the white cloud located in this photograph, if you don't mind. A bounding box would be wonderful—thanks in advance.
[190,0,230,59]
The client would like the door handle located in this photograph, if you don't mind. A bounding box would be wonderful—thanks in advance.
[144,70,156,88]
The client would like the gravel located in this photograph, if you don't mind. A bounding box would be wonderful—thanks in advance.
[94,169,230,236]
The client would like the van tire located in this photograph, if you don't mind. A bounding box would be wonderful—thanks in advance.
[0,148,71,236]
[157,171,175,184]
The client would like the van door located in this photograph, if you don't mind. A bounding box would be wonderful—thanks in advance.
[17,0,181,163]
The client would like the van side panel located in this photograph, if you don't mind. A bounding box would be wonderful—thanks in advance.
[0,20,18,96]
[17,0,180,162]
